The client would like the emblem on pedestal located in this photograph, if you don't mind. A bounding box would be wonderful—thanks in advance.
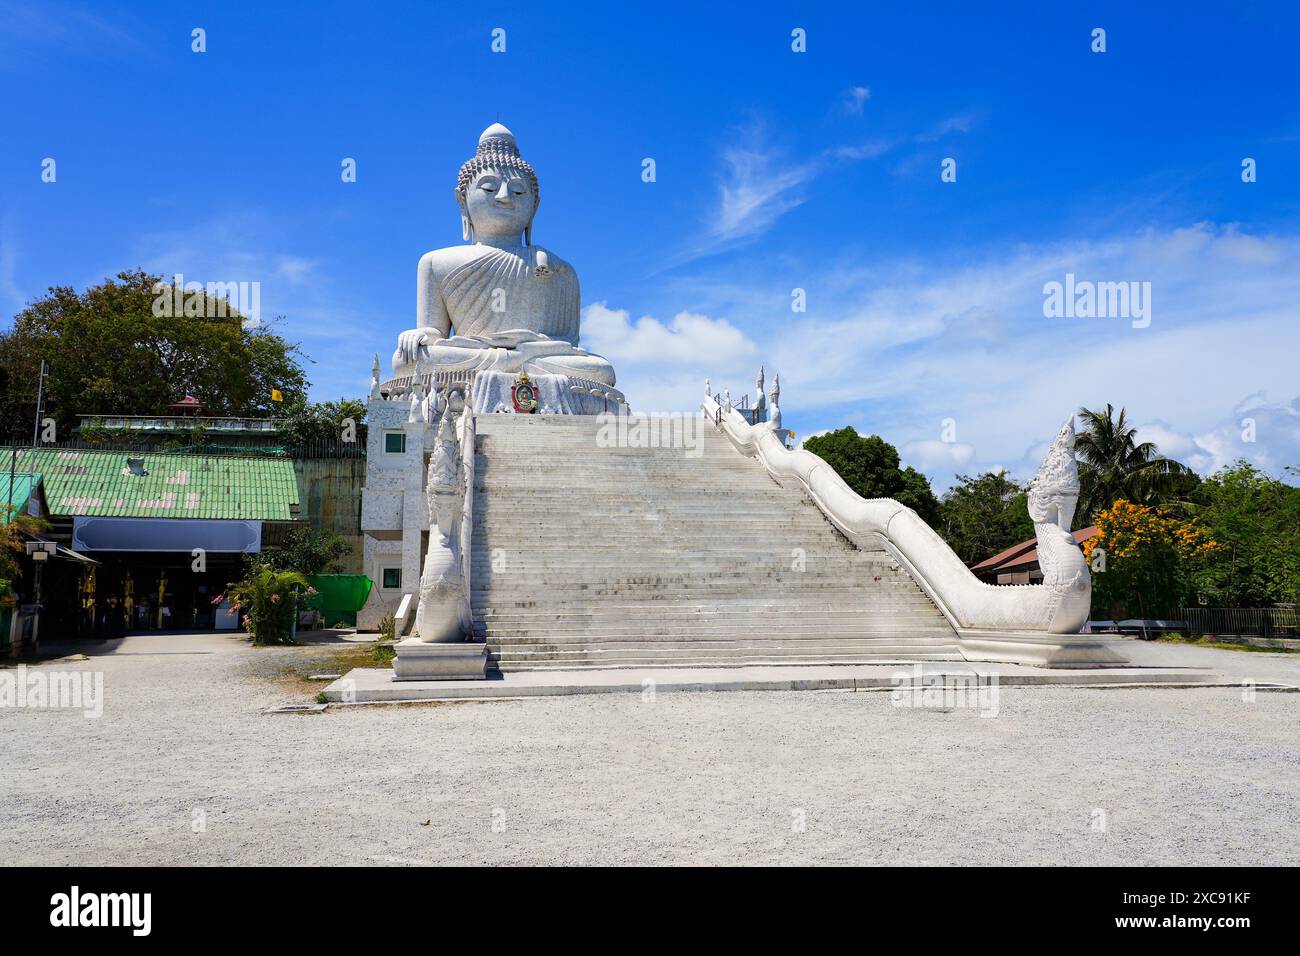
[512,370,539,414]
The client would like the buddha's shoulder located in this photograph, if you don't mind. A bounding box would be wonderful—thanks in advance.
[530,245,576,276]
[419,244,577,282]
[418,245,485,276]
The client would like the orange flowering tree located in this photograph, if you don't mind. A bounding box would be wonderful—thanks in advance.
[1083,499,1217,619]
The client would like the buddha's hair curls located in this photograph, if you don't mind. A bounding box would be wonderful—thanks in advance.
[456,137,539,214]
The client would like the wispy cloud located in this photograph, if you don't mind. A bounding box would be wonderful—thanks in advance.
[124,210,373,398]
[0,1,151,69]
[0,220,26,315]
[616,222,1300,488]
[840,86,871,115]
[666,106,984,269]
[915,112,983,143]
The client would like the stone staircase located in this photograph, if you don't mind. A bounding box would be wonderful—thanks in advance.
[470,415,960,670]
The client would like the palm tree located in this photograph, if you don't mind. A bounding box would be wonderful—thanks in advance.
[1075,404,1192,522]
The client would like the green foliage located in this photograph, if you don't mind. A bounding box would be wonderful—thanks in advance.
[937,471,1035,565]
[802,427,940,525]
[226,567,310,645]
[255,527,353,575]
[1075,404,1196,521]
[0,507,48,582]
[0,270,309,437]
[1187,461,1300,607]
[378,613,396,642]
[276,398,367,446]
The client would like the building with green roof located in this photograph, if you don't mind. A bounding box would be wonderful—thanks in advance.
[5,448,299,521]
[1,446,304,636]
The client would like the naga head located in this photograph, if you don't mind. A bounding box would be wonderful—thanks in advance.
[1027,416,1081,532]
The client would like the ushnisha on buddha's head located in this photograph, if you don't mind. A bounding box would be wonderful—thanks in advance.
[455,123,539,246]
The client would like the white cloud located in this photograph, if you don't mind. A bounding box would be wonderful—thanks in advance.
[276,257,317,283]
[583,302,760,412]
[634,222,1300,488]
[711,146,820,246]
[901,439,977,474]
[1138,396,1300,478]
[915,113,981,142]
[840,86,871,115]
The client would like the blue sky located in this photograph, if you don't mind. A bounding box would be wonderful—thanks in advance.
[2,1,1299,488]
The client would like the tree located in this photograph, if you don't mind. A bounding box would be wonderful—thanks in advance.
[802,427,940,525]
[0,507,47,583]
[276,398,367,447]
[1187,461,1300,607]
[0,270,309,439]
[1075,404,1194,522]
[1083,499,1217,619]
[937,471,1036,565]
[255,527,353,576]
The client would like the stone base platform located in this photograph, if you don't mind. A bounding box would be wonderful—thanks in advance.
[391,639,489,681]
[320,661,1262,704]
[956,629,1129,667]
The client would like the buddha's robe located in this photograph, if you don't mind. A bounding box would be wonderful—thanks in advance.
[394,244,617,386]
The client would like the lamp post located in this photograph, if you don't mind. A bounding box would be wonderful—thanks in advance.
[24,540,56,654]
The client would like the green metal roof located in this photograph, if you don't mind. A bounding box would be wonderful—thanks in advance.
[2,448,300,520]
[0,471,41,518]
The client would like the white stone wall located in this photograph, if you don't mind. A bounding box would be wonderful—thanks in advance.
[358,398,431,631]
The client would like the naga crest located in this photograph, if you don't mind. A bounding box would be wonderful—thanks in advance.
[1027,417,1081,531]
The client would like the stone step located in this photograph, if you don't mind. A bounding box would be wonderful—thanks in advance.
[475,606,935,621]
[488,649,961,670]
[469,580,926,595]
[479,622,949,639]
[486,636,956,651]
[458,414,954,670]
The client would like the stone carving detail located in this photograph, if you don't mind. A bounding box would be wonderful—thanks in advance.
[414,408,472,643]
[700,385,1109,664]
[1026,417,1089,630]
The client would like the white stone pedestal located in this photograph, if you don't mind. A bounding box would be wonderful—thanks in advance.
[956,629,1127,668]
[392,639,489,680]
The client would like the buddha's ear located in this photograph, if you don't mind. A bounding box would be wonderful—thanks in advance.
[456,192,473,242]
[524,224,532,246]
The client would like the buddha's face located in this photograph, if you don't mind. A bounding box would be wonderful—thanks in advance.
[465,168,534,240]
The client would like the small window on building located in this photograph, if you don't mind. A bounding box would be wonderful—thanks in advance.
[384,432,406,454]
[382,568,402,589]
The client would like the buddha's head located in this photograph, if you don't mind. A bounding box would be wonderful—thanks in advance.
[455,123,540,246]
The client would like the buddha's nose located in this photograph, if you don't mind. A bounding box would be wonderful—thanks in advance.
[494,182,512,203]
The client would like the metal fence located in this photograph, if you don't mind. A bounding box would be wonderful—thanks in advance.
[1179,607,1299,638]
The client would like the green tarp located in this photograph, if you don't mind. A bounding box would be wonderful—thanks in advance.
[304,574,372,627]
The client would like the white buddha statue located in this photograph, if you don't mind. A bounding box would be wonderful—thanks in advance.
[390,123,623,410]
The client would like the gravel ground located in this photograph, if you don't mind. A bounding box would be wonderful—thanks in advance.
[2,632,1298,866]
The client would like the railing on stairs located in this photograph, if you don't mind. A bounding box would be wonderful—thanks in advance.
[698,383,1122,666]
